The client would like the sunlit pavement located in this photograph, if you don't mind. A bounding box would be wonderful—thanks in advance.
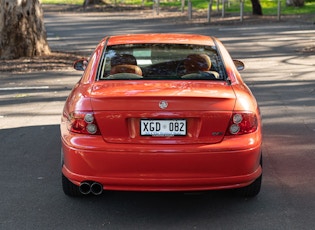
[0,8,314,230]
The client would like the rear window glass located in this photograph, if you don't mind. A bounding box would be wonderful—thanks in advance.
[97,44,226,81]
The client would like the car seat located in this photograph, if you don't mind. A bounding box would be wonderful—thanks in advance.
[110,54,142,76]
[184,54,219,78]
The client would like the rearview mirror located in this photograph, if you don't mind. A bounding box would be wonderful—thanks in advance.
[73,58,88,71]
[233,60,245,71]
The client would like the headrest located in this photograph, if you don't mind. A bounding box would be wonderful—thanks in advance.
[110,64,143,76]
[184,54,211,72]
[111,54,137,66]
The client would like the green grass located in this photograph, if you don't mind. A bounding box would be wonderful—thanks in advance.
[216,0,315,15]
[41,0,84,4]
[41,0,315,16]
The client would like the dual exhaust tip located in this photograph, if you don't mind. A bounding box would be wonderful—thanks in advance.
[79,181,103,195]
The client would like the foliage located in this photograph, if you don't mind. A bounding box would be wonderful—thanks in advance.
[40,0,315,15]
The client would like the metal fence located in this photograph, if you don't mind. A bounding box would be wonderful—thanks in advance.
[103,0,284,22]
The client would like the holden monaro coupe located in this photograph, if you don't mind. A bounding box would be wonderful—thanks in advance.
[60,33,262,197]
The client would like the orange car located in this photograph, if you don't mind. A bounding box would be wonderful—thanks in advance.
[61,34,262,197]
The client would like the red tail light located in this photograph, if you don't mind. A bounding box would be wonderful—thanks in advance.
[226,112,258,135]
[66,111,101,135]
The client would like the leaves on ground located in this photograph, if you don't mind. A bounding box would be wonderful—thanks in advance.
[0,52,82,73]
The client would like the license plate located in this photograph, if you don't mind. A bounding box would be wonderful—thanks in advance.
[140,119,186,136]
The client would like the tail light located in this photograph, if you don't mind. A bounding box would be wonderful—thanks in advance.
[66,111,101,135]
[226,112,258,135]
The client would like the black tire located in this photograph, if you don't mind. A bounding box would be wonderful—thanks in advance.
[236,155,263,198]
[236,174,262,197]
[62,174,82,197]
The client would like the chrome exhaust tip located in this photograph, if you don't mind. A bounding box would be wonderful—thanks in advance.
[79,182,91,195]
[90,182,103,195]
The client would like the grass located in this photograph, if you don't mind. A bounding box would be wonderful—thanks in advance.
[41,0,315,16]
[216,0,315,15]
[41,0,84,4]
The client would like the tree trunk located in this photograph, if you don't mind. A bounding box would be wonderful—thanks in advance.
[83,0,102,7]
[0,0,50,60]
[286,0,305,7]
[250,0,263,15]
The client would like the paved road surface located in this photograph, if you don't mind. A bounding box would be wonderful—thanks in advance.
[0,9,314,230]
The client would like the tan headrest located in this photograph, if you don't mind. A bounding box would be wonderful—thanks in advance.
[110,64,143,76]
[184,54,211,72]
[111,54,137,66]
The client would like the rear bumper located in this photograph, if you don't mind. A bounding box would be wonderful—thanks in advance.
[63,167,262,192]
[61,133,262,192]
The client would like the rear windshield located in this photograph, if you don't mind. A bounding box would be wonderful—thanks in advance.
[97,44,226,81]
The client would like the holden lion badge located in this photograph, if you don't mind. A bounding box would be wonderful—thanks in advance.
[159,100,168,109]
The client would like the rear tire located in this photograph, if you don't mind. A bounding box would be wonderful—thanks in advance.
[236,174,262,197]
[236,154,262,198]
[62,174,82,197]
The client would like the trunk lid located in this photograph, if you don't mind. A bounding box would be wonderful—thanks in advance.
[90,81,235,144]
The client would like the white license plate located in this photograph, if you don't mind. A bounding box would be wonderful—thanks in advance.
[140,119,186,136]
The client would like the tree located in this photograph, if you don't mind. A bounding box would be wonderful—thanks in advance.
[0,0,50,60]
[250,0,263,15]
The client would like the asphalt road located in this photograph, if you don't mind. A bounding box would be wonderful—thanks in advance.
[0,9,315,230]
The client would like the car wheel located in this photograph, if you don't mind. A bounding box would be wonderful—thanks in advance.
[237,174,262,197]
[62,174,82,197]
[236,155,262,198]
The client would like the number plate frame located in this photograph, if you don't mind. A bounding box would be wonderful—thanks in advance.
[140,119,187,136]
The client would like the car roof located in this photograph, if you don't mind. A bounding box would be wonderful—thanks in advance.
[105,34,216,46]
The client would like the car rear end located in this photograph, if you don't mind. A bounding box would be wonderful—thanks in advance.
[61,34,262,196]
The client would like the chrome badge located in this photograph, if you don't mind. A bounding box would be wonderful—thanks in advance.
[159,100,168,109]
